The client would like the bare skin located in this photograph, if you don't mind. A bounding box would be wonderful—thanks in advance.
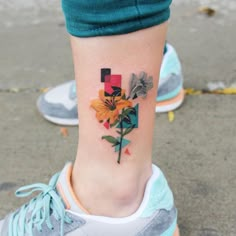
[70,23,168,217]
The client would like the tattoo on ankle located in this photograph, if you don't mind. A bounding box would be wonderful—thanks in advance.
[91,68,153,164]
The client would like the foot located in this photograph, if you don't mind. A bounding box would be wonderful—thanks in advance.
[37,43,184,126]
[0,163,178,236]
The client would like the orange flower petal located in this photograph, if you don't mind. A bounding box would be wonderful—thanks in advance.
[91,89,131,124]
[96,110,110,121]
[116,100,132,110]
[109,110,119,124]
[99,90,106,101]
[91,99,106,111]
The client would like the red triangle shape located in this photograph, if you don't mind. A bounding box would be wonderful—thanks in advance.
[124,148,131,155]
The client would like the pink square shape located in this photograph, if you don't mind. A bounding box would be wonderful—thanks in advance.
[104,75,122,95]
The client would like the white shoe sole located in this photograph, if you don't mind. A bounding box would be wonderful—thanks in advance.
[43,115,79,126]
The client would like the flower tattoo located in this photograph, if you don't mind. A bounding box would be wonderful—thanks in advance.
[129,72,153,99]
[91,90,132,125]
[91,69,153,164]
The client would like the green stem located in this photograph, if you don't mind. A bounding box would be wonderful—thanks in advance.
[117,121,123,164]
[117,95,132,163]
[117,108,127,164]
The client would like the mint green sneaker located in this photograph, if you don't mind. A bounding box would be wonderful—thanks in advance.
[0,163,179,236]
[156,44,184,113]
[37,43,184,126]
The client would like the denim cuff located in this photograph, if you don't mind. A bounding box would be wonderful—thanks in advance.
[62,0,172,37]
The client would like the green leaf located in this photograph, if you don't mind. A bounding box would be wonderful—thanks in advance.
[122,107,136,117]
[123,125,135,136]
[112,142,120,147]
[110,119,119,128]
[123,116,132,124]
[119,108,135,124]
[129,108,137,116]
[102,136,118,144]
[122,109,131,117]
[116,130,122,135]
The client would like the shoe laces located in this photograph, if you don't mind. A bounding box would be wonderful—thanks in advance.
[8,173,73,236]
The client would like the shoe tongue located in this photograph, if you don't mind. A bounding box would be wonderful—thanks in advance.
[56,163,88,214]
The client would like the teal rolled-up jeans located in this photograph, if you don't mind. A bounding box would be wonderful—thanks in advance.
[62,0,172,37]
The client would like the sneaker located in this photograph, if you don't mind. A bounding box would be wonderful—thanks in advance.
[0,163,179,236]
[37,43,184,126]
[156,44,184,113]
[37,81,78,126]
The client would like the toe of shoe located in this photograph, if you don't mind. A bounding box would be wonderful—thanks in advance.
[37,93,50,115]
[36,93,63,117]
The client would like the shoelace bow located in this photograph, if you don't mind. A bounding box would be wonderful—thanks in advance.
[8,173,73,236]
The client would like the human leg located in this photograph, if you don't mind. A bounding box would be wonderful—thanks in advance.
[1,0,179,235]
[71,22,167,217]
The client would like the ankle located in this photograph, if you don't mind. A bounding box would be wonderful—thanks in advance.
[71,161,152,217]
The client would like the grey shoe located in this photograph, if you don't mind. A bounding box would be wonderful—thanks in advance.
[0,163,178,236]
[37,81,78,126]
